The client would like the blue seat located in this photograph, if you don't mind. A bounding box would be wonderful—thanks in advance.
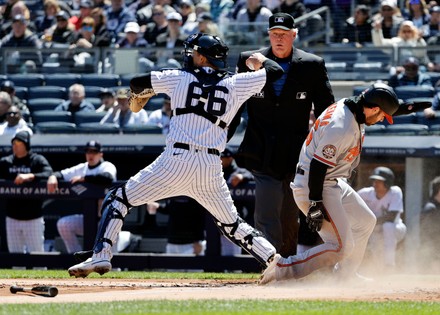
[77,122,120,134]
[426,72,440,87]
[86,97,102,109]
[35,121,77,134]
[27,98,64,112]
[8,73,45,88]
[44,73,81,88]
[385,123,429,135]
[80,74,120,88]
[383,112,417,125]
[73,111,106,125]
[120,73,142,86]
[31,110,73,124]
[416,110,440,127]
[14,86,28,100]
[122,124,163,134]
[430,124,440,135]
[365,124,386,135]
[84,86,105,98]
[28,86,67,99]
[394,86,435,101]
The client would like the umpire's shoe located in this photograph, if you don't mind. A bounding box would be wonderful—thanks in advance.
[68,258,112,278]
[259,254,281,285]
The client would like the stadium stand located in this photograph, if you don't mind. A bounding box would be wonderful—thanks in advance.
[34,122,77,134]
[27,98,65,112]
[80,74,120,88]
[28,86,67,99]
[122,125,163,134]
[44,74,81,89]
[7,73,45,87]
[32,110,73,124]
[77,122,120,134]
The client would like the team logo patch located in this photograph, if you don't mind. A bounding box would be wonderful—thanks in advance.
[275,17,285,23]
[322,145,337,159]
[296,92,307,99]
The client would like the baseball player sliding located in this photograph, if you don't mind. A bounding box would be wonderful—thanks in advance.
[260,83,427,284]
[68,33,284,277]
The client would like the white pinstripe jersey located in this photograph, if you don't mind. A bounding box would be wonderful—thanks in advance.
[297,99,365,180]
[150,67,268,151]
[60,161,117,181]
[357,186,404,220]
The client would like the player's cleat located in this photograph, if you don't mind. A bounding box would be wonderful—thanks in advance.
[68,258,112,278]
[259,253,281,285]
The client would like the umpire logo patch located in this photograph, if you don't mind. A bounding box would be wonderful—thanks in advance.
[322,145,337,159]
[296,92,307,99]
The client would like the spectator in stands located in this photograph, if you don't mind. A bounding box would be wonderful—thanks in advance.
[35,0,60,37]
[372,20,432,67]
[96,88,117,112]
[271,0,306,26]
[127,0,149,18]
[93,0,111,10]
[100,88,149,127]
[178,0,196,29]
[1,0,20,22]
[340,4,373,47]
[0,14,43,68]
[47,140,117,253]
[136,0,176,26]
[189,12,223,37]
[0,0,37,39]
[0,131,53,253]
[403,0,431,38]
[424,90,440,118]
[0,80,30,120]
[142,5,169,45]
[147,197,207,257]
[0,91,13,124]
[330,0,354,42]
[90,7,112,47]
[0,105,33,138]
[105,0,136,40]
[154,12,186,68]
[146,95,171,134]
[45,10,76,45]
[426,22,440,71]
[388,56,433,88]
[233,0,272,45]
[115,21,148,47]
[419,175,440,272]
[70,16,111,48]
[69,0,94,31]
[371,0,404,39]
[426,5,440,39]
[55,84,95,113]
[358,167,406,272]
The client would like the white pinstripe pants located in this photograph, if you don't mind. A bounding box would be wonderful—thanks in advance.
[6,216,45,253]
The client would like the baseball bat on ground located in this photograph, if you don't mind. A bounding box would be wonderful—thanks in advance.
[10,285,58,297]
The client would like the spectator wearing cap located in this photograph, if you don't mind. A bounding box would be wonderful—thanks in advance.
[233,0,272,44]
[116,21,148,48]
[47,140,117,253]
[136,0,176,27]
[231,12,335,257]
[146,95,171,134]
[371,0,404,39]
[100,88,149,128]
[403,0,431,38]
[0,80,30,121]
[340,4,373,46]
[178,0,196,28]
[426,5,440,39]
[0,1,37,39]
[96,88,117,112]
[0,105,33,138]
[34,0,60,37]
[388,56,433,89]
[47,10,76,45]
[55,83,95,114]
[185,12,222,37]
[104,0,136,41]
[0,131,53,253]
[70,0,94,31]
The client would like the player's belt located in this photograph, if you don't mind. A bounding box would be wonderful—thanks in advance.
[173,142,220,156]
[296,166,305,175]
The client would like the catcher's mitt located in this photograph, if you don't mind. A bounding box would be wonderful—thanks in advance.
[129,88,156,113]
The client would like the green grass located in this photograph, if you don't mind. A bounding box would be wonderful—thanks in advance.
[1,270,439,314]
[1,300,440,315]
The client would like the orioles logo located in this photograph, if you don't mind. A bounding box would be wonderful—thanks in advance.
[322,145,337,159]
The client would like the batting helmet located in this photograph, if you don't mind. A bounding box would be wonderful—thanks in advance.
[360,82,399,124]
[369,166,395,188]
[183,33,229,69]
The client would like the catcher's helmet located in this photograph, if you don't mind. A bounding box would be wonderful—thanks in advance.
[360,82,399,124]
[369,166,395,188]
[183,33,229,69]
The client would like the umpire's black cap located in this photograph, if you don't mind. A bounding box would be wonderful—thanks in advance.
[269,13,295,30]
[85,140,102,152]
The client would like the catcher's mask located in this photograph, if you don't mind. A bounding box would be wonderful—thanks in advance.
[360,82,399,124]
[182,33,229,70]
[369,166,395,188]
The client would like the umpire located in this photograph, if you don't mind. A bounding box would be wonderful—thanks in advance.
[231,13,335,256]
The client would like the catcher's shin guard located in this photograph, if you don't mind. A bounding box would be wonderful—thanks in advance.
[92,183,132,255]
[215,217,276,267]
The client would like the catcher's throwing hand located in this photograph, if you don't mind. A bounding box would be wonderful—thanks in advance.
[128,88,156,113]
[306,200,330,232]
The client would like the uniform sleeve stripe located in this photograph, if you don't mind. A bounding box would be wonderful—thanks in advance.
[313,154,337,167]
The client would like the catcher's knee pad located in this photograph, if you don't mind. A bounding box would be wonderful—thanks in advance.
[93,183,132,254]
[215,217,276,267]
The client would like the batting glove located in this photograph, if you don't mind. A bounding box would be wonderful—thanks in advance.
[306,200,330,232]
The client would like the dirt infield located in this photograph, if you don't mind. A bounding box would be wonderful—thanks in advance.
[1,274,439,304]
